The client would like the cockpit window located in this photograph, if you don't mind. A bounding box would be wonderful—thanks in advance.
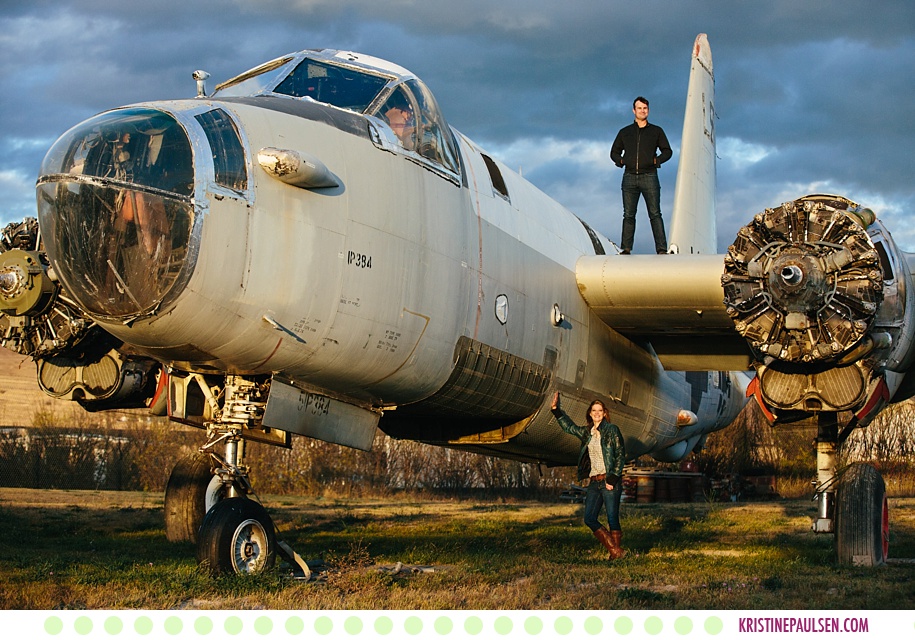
[378,87,417,151]
[195,109,247,192]
[274,59,390,113]
[215,51,461,179]
[37,108,196,320]
[212,56,296,97]
[402,80,459,174]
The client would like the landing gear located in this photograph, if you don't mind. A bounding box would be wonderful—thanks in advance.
[835,463,889,566]
[164,375,312,577]
[190,376,278,575]
[164,452,236,543]
[161,375,278,574]
[811,413,889,566]
[196,497,276,575]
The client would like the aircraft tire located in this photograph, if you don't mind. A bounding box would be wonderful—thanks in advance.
[164,453,221,544]
[196,497,276,575]
[835,463,889,566]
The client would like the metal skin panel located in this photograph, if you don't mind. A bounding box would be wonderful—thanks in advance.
[871,226,915,374]
[91,100,475,404]
[444,143,732,465]
[575,253,752,370]
[576,253,731,329]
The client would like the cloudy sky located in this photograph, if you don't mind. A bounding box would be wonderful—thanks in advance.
[2,0,914,253]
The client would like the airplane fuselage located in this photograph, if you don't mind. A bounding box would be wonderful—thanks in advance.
[33,50,745,467]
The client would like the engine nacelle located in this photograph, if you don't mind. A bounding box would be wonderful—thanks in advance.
[723,194,915,420]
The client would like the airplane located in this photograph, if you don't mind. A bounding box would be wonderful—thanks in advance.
[0,33,901,574]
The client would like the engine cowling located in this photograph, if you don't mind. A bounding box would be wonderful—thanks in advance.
[722,194,915,421]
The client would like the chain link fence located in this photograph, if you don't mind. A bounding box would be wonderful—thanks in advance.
[0,421,200,491]
[0,411,576,499]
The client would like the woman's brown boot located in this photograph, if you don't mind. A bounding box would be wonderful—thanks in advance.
[593,527,617,560]
[594,527,626,560]
[608,530,626,559]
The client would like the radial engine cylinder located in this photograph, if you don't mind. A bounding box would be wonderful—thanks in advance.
[1,218,94,358]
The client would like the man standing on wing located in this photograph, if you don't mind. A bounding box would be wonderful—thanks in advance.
[610,96,673,255]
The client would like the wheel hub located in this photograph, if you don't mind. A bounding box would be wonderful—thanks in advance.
[232,519,268,573]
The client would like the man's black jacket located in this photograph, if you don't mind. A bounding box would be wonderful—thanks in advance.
[610,122,672,174]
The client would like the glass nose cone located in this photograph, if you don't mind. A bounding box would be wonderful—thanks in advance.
[37,108,197,320]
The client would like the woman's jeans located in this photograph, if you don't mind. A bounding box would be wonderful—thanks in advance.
[583,478,622,531]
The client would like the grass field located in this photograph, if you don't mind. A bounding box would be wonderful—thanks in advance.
[1,488,913,610]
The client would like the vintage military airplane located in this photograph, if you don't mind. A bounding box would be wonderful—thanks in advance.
[0,34,901,573]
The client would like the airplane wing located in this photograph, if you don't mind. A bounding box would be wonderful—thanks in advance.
[575,253,752,370]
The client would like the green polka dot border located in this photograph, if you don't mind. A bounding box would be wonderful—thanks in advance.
[29,611,863,638]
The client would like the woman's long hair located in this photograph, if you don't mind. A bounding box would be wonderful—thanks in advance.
[586,399,609,428]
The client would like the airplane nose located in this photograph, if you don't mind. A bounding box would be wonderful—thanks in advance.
[36,107,197,321]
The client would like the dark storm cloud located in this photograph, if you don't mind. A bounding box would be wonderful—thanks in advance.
[2,0,914,250]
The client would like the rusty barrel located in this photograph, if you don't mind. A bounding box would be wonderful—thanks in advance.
[636,475,655,503]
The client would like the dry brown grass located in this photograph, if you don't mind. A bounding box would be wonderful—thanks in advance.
[1,488,913,610]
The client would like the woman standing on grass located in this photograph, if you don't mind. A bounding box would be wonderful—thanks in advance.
[551,391,626,559]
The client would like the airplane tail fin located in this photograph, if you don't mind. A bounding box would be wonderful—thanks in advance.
[668,34,716,255]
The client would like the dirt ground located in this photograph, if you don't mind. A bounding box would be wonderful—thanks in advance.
[0,349,47,427]
[0,487,165,510]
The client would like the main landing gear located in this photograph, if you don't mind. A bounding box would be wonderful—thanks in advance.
[812,413,889,566]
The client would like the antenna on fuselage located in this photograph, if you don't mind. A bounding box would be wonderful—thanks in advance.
[193,70,211,98]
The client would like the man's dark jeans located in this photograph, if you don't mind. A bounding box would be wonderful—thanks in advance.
[621,171,667,253]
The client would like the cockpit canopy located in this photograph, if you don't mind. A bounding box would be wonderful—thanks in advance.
[212,49,460,176]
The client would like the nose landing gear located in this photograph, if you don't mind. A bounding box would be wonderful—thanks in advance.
[192,376,276,575]
[163,375,312,577]
[196,498,276,575]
